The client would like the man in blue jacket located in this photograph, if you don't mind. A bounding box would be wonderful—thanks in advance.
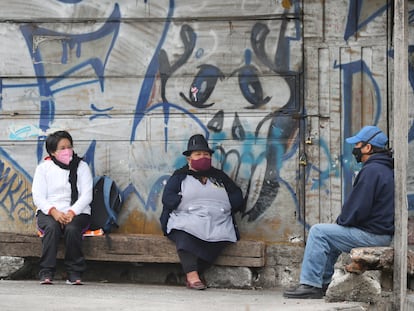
[283,125,394,299]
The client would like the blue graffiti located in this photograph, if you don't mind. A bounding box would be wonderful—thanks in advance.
[243,6,301,221]
[180,64,224,109]
[0,78,2,110]
[18,4,120,162]
[230,52,271,109]
[57,0,84,3]
[344,0,391,41]
[131,0,176,143]
[304,138,340,192]
[8,125,41,140]
[90,103,113,120]
[0,148,35,223]
[333,59,382,196]
[62,139,137,212]
[129,1,305,224]
[130,1,211,150]
[5,0,390,231]
[144,175,170,212]
[80,139,97,176]
[409,122,414,143]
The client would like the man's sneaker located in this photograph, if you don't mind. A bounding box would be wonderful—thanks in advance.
[66,273,83,285]
[283,284,323,299]
[66,279,83,285]
[39,274,53,285]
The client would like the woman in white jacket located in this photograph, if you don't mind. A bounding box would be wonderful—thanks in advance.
[32,130,93,285]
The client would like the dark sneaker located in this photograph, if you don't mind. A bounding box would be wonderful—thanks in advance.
[39,274,53,285]
[66,273,83,285]
[66,279,83,285]
[283,284,323,299]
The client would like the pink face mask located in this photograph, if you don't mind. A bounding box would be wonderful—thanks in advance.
[55,148,73,165]
[190,157,212,171]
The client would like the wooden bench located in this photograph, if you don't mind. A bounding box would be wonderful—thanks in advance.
[0,232,266,267]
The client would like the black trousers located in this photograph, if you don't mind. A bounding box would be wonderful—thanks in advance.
[177,250,211,274]
[36,211,90,277]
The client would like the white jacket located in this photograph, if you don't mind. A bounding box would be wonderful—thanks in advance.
[32,159,93,215]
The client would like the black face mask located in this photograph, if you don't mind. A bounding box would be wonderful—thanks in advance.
[352,146,365,163]
[351,131,383,163]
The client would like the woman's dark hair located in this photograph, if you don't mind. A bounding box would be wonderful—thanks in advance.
[45,131,73,156]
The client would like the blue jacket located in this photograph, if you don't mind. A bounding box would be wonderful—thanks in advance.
[159,165,244,239]
[336,153,394,235]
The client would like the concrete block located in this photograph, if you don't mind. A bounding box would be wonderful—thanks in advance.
[255,267,277,288]
[326,268,381,304]
[204,266,253,289]
[0,256,25,278]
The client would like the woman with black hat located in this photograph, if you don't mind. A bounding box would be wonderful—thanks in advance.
[160,134,243,290]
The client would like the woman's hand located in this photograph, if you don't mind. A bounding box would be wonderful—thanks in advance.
[64,211,76,224]
[50,209,73,225]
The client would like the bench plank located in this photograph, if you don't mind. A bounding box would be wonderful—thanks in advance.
[0,232,265,267]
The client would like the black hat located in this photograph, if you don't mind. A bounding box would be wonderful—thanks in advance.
[183,134,214,156]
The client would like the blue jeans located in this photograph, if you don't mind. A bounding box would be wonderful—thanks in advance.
[300,224,393,288]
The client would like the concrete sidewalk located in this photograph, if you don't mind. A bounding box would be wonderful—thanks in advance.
[0,280,367,311]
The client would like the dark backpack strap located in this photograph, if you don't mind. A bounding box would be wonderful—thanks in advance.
[100,176,114,248]
[103,177,112,217]
[103,176,119,228]
[93,175,102,188]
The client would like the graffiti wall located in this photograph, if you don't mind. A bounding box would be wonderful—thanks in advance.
[0,0,400,245]
[303,0,392,228]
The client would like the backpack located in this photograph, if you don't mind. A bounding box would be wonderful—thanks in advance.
[89,175,123,233]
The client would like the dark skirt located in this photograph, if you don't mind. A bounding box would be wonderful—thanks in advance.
[168,229,232,263]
